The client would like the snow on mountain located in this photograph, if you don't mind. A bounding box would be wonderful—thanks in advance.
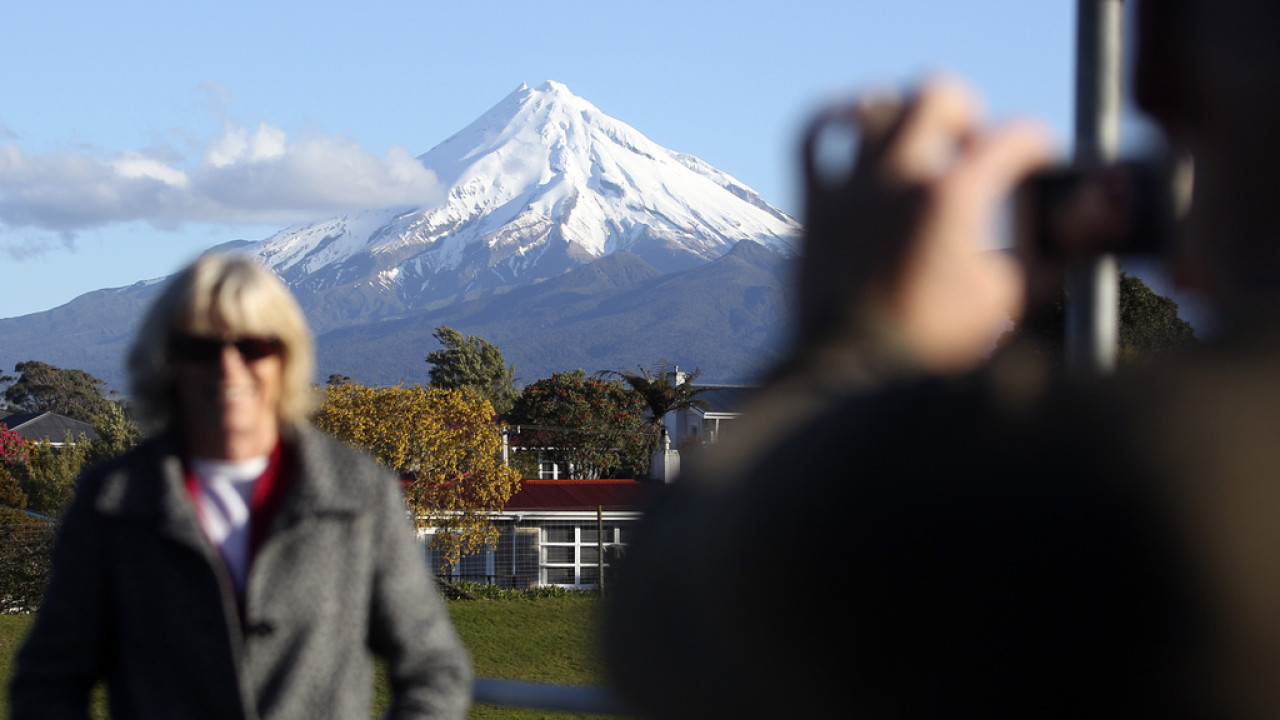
[246,80,800,317]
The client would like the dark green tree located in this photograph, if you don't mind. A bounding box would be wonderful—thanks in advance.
[2,361,117,423]
[17,436,90,516]
[1116,273,1198,360]
[599,361,713,446]
[85,400,143,467]
[326,373,355,387]
[1001,272,1196,368]
[426,327,518,415]
[507,370,653,479]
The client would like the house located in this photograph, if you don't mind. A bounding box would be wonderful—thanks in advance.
[1,412,98,447]
[425,479,662,590]
[425,374,753,588]
[651,366,752,448]
[650,373,753,483]
[662,382,752,448]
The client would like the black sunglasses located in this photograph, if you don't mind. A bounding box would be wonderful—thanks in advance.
[169,334,284,364]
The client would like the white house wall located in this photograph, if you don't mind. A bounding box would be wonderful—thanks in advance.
[423,511,644,589]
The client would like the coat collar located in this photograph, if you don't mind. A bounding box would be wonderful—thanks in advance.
[94,432,203,551]
[275,426,366,519]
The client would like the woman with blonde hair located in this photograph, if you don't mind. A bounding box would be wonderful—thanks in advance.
[11,253,472,719]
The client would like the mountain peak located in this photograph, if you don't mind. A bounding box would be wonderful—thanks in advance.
[504,80,580,106]
[534,79,572,95]
[249,81,800,326]
[497,80,592,121]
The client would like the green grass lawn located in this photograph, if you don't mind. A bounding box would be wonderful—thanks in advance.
[1,595,622,720]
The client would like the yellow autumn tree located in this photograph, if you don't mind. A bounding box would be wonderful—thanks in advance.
[313,383,521,573]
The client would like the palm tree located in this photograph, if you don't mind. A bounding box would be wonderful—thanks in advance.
[599,362,713,442]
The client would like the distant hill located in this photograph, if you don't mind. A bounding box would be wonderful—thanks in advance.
[0,281,161,392]
[0,241,794,392]
[315,240,794,386]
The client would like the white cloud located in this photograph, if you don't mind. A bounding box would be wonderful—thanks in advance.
[205,122,287,167]
[112,153,190,187]
[0,121,444,233]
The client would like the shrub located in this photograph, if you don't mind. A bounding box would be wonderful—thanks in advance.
[450,579,588,601]
[0,520,56,613]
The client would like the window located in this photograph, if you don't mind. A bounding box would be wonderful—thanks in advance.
[539,523,628,588]
[425,535,495,583]
[537,458,576,479]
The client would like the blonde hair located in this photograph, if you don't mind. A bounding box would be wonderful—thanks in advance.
[128,253,315,431]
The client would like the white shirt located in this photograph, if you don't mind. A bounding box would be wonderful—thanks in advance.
[189,455,269,594]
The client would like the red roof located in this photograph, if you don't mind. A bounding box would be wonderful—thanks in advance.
[505,479,662,512]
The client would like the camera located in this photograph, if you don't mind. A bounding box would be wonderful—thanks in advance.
[1015,159,1182,260]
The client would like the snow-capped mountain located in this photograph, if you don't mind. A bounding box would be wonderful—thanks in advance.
[249,80,800,327]
[0,81,802,388]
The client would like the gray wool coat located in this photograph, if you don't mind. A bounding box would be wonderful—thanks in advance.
[9,427,472,720]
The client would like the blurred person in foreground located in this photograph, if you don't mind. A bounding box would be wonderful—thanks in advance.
[607,0,1280,717]
[10,254,471,719]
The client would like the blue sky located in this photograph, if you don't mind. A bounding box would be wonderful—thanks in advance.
[0,0,1118,319]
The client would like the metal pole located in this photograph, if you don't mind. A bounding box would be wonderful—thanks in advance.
[472,678,627,715]
[1067,0,1124,375]
[597,505,605,595]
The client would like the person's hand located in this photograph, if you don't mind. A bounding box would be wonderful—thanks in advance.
[797,77,1054,373]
